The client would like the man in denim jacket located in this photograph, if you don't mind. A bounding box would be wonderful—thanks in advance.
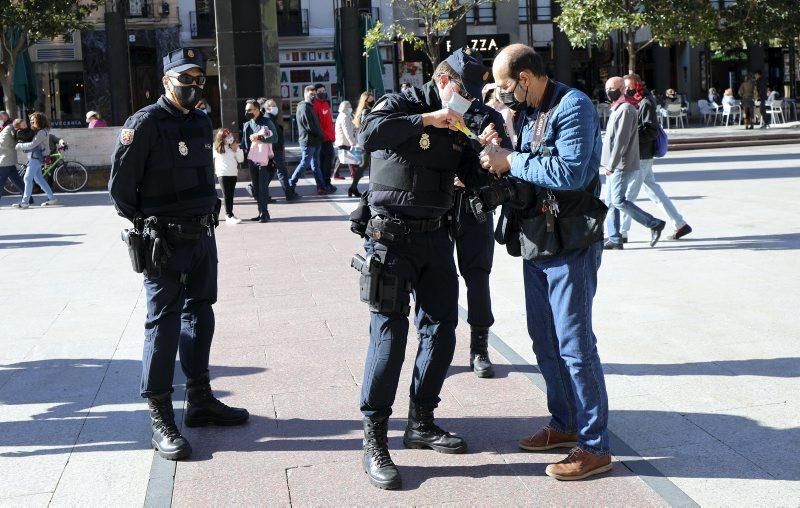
[480,43,612,481]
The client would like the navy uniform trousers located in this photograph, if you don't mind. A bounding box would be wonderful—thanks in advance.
[454,207,495,328]
[360,227,459,419]
[141,233,218,397]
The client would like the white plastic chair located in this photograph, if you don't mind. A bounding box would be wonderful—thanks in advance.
[722,102,741,126]
[767,99,785,124]
[697,100,716,125]
[664,104,685,128]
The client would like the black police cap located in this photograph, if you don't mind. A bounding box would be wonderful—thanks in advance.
[444,48,490,100]
[163,48,205,74]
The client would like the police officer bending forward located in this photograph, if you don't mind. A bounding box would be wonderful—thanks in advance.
[109,48,249,461]
[354,50,493,490]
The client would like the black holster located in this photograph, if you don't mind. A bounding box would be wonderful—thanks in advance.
[350,246,411,315]
[121,215,146,274]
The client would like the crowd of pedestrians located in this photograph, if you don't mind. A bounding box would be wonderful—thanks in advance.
[215,87,372,224]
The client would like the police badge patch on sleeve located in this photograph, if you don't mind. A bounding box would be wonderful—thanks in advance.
[120,129,134,145]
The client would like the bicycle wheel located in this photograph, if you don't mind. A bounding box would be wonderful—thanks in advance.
[2,164,25,196]
[54,161,88,192]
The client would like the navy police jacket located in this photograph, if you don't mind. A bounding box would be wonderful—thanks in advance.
[359,81,471,219]
[109,96,218,220]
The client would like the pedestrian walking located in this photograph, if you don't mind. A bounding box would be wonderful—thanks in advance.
[242,98,278,222]
[600,76,666,250]
[755,70,768,128]
[312,84,339,184]
[480,43,612,481]
[109,48,249,461]
[263,98,301,202]
[621,74,692,241]
[13,112,58,209]
[0,114,26,205]
[289,85,329,194]
[352,91,374,181]
[334,100,364,197]
[739,72,756,129]
[213,128,244,224]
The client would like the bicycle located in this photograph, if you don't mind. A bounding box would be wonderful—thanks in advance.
[2,145,88,195]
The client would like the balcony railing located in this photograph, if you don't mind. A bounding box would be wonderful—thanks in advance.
[190,10,215,38]
[278,9,309,36]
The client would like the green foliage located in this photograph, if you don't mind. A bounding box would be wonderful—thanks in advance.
[364,0,505,66]
[555,0,718,50]
[714,0,800,49]
[0,0,104,67]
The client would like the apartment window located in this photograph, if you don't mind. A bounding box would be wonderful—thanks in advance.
[519,0,552,23]
[465,4,496,25]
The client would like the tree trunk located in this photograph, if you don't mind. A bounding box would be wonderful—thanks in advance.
[0,72,17,117]
[426,35,440,68]
[626,29,636,75]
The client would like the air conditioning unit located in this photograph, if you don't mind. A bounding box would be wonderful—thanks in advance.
[29,32,83,62]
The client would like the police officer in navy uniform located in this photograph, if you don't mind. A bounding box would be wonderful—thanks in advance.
[109,48,249,461]
[453,83,513,379]
[356,48,494,490]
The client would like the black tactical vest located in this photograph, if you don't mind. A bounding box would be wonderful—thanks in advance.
[368,84,460,219]
[138,99,217,217]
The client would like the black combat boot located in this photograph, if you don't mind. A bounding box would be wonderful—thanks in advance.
[403,402,467,454]
[148,393,192,460]
[184,373,250,427]
[470,326,495,378]
[362,416,401,490]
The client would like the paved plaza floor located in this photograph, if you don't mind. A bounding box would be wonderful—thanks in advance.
[1,143,799,506]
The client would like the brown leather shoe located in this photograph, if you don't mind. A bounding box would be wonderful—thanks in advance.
[545,447,613,481]
[519,426,578,451]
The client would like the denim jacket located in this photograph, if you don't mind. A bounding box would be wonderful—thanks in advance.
[509,82,602,194]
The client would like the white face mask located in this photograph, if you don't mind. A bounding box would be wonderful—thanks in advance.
[225,136,234,145]
[269,106,279,116]
[343,107,352,114]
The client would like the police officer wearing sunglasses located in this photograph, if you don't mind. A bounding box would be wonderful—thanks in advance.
[109,48,249,461]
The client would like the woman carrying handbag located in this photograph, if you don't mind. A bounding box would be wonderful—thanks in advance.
[242,99,277,222]
[335,100,364,197]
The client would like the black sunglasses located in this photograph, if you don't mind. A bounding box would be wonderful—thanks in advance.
[170,74,207,86]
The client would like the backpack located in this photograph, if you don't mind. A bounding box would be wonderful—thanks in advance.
[654,123,668,158]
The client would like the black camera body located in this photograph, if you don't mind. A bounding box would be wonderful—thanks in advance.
[471,177,535,217]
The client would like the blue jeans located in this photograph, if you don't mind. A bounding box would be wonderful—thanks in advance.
[289,143,323,188]
[22,158,55,203]
[621,159,686,235]
[523,242,609,455]
[605,169,660,244]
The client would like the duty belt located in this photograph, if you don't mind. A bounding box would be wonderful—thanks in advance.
[149,214,216,239]
[366,215,445,242]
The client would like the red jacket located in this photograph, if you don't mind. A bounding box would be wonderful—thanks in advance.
[312,99,336,142]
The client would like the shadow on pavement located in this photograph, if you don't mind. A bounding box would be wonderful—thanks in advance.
[0,233,85,249]
[3,358,797,484]
[0,358,264,457]
[604,357,800,377]
[654,233,800,251]
[656,167,800,182]
[663,152,800,165]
